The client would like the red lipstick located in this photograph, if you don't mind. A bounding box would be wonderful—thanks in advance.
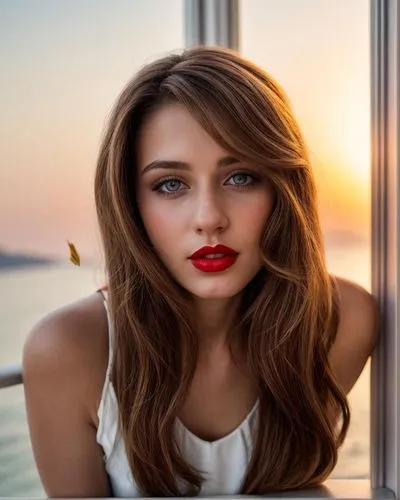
[189,244,239,273]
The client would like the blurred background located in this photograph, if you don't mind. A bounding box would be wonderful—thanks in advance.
[0,0,371,496]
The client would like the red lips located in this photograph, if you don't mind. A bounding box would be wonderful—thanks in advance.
[189,244,238,259]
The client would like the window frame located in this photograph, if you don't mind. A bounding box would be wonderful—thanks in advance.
[371,0,400,496]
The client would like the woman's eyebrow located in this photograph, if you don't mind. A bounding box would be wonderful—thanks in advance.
[140,156,240,177]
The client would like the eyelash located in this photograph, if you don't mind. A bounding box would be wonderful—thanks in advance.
[152,172,260,197]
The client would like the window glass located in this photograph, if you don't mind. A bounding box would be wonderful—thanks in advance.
[0,0,183,495]
[240,0,371,478]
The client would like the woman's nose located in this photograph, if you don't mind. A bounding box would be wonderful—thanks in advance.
[192,191,229,235]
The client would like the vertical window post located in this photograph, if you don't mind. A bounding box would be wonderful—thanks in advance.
[184,0,239,50]
[371,0,400,496]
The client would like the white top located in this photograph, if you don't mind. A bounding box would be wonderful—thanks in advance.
[96,290,260,497]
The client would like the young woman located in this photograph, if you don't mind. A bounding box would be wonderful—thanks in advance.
[22,46,379,497]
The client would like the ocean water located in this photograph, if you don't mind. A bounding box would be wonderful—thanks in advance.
[0,243,371,496]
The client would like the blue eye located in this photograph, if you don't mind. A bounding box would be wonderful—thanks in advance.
[227,173,253,186]
[160,179,182,193]
[154,177,185,195]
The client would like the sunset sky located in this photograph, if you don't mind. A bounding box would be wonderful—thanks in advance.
[0,0,370,263]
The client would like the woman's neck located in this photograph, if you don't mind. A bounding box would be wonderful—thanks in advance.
[192,293,242,348]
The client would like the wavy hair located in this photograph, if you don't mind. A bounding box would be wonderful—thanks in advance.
[94,45,350,496]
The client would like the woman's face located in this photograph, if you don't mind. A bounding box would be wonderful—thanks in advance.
[136,102,274,300]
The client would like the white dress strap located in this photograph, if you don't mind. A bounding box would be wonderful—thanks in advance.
[96,288,118,460]
[97,289,114,370]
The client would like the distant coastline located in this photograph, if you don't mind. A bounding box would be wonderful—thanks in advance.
[0,250,58,270]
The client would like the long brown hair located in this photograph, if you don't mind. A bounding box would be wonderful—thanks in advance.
[94,45,350,496]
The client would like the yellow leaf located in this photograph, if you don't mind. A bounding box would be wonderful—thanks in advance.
[67,240,80,266]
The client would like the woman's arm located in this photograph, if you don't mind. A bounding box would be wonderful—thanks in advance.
[22,300,112,497]
[329,276,380,395]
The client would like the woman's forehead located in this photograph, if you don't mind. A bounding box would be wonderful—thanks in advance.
[136,103,230,171]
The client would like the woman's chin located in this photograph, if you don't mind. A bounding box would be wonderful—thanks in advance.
[184,282,245,301]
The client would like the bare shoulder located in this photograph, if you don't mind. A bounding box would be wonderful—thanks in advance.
[22,291,112,495]
[22,291,109,426]
[328,276,380,394]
